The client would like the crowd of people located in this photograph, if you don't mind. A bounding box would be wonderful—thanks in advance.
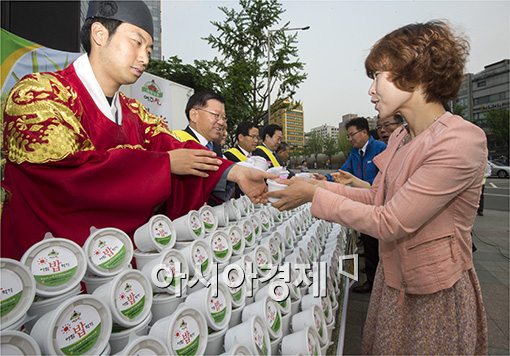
[1,1,488,354]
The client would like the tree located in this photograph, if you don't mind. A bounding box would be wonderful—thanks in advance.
[205,0,307,129]
[337,132,352,157]
[323,136,338,161]
[147,56,223,93]
[304,131,323,158]
[486,108,509,147]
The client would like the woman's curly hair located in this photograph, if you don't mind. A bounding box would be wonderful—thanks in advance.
[365,20,470,103]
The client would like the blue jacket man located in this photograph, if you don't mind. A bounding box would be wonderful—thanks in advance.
[340,135,386,184]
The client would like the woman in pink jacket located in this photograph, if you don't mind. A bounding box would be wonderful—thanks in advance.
[269,21,488,354]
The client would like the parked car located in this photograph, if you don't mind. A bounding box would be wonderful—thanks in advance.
[488,160,510,178]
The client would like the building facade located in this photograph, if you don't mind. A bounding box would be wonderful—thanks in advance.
[453,59,509,155]
[270,101,305,152]
[310,124,339,140]
[80,0,162,59]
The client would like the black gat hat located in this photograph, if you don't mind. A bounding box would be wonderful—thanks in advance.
[86,1,154,39]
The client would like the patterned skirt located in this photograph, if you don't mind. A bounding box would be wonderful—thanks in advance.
[361,265,488,355]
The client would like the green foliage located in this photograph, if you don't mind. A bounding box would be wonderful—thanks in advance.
[452,103,466,117]
[304,131,323,157]
[337,132,352,157]
[323,136,338,158]
[146,0,307,140]
[486,108,509,146]
[147,56,223,93]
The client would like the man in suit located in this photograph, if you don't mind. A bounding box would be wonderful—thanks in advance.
[224,121,259,162]
[174,90,226,157]
[252,124,283,168]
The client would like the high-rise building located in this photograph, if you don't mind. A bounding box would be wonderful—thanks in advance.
[270,101,305,152]
[80,0,162,59]
[453,59,509,154]
[310,124,339,140]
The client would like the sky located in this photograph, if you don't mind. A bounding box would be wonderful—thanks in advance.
[161,0,510,131]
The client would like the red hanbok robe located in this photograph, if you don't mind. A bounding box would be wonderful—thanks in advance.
[1,64,233,259]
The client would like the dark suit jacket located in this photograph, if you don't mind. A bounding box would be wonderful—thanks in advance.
[184,126,223,158]
[223,145,248,163]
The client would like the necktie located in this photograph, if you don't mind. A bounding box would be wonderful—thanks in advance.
[359,149,364,160]
[206,142,214,150]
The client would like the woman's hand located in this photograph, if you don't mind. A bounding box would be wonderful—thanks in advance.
[268,178,319,211]
[168,149,222,177]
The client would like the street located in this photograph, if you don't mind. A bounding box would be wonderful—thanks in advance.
[485,178,510,212]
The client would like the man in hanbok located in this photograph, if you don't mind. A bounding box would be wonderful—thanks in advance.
[1,0,270,259]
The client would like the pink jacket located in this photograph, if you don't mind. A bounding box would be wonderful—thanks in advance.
[311,112,487,295]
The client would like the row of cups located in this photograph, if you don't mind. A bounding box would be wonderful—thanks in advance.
[1,202,349,355]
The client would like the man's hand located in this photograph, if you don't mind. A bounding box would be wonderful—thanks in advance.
[313,173,327,181]
[267,178,318,211]
[227,164,275,203]
[168,149,222,177]
[332,170,371,188]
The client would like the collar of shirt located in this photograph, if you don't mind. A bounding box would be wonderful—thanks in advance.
[73,54,122,125]
[359,139,369,156]
[263,142,275,154]
[238,145,251,157]
[189,127,210,147]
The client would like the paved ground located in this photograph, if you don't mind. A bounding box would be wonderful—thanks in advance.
[342,209,510,355]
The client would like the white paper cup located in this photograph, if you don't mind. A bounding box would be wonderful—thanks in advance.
[248,245,272,279]
[133,249,160,270]
[113,335,169,356]
[199,205,219,233]
[228,305,245,328]
[281,326,321,356]
[83,227,134,277]
[248,156,270,171]
[93,269,152,328]
[0,258,36,331]
[270,332,282,355]
[150,292,186,325]
[242,296,282,340]
[238,218,255,248]
[267,166,289,178]
[21,237,87,297]
[220,344,251,356]
[250,215,262,241]
[296,172,313,179]
[82,272,116,294]
[224,225,245,256]
[224,315,270,355]
[205,326,228,355]
[109,312,152,354]
[30,294,112,356]
[301,294,334,325]
[141,249,189,295]
[206,231,233,264]
[149,305,208,355]
[184,283,232,331]
[177,239,213,278]
[25,284,82,332]
[225,199,242,222]
[267,179,287,203]
[255,283,291,316]
[291,304,329,347]
[134,214,176,252]
[0,330,41,355]
[281,312,292,336]
[259,236,281,264]
[173,210,205,241]
[210,204,230,227]
[219,267,246,309]
[256,209,272,233]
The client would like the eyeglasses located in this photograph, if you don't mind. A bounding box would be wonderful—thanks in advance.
[195,108,228,122]
[376,122,399,130]
[346,130,363,139]
[245,134,259,140]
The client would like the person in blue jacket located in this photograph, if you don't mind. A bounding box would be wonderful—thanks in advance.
[339,117,386,293]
